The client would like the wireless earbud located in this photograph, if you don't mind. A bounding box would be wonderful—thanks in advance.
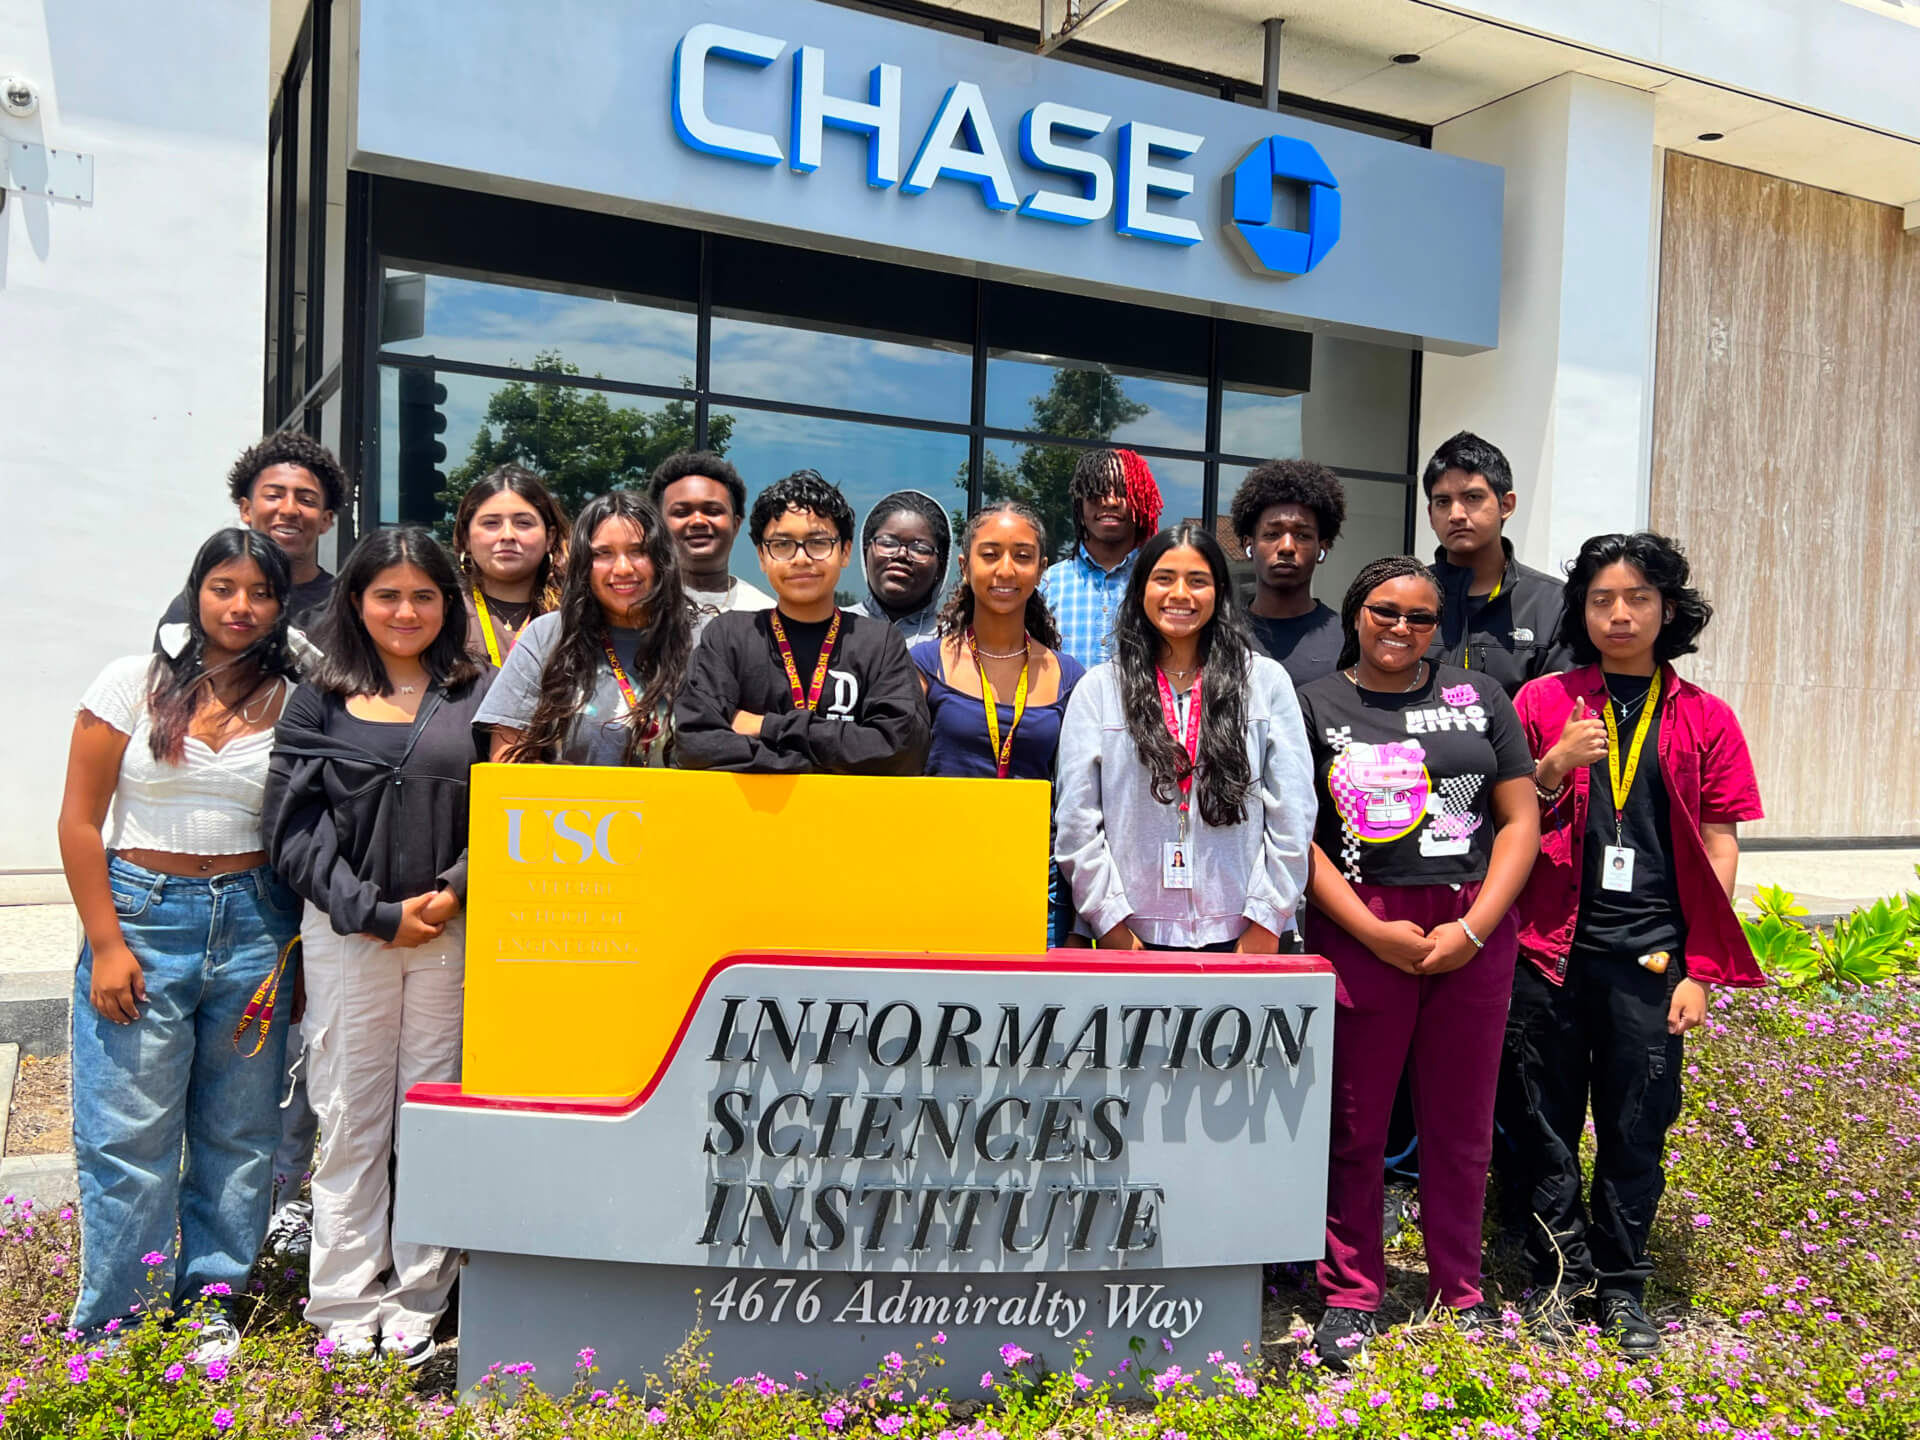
[1317,549,1327,563]
[1245,545,1254,559]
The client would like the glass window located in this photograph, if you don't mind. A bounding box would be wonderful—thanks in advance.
[378,364,700,532]
[710,313,971,422]
[985,440,1203,564]
[1298,336,1415,475]
[712,408,969,595]
[265,120,283,423]
[290,57,314,397]
[986,357,1207,453]
[379,269,697,391]
[1218,465,1413,613]
[1220,388,1303,460]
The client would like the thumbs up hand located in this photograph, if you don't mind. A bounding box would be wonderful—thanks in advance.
[1537,695,1610,792]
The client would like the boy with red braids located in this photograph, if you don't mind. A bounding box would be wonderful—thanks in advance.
[1039,448,1164,669]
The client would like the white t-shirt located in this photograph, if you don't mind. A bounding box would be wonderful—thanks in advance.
[687,576,775,644]
[79,655,285,855]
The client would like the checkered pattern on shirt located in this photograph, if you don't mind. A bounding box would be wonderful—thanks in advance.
[1041,546,1137,669]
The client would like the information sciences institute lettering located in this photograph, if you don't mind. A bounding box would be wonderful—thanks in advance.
[671,22,1340,276]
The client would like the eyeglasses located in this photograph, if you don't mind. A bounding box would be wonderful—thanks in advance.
[759,535,843,562]
[1362,604,1439,632]
[870,535,938,560]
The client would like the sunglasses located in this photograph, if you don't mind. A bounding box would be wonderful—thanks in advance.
[1362,603,1439,632]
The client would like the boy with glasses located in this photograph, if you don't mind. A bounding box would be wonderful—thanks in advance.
[674,470,930,775]
[847,490,951,644]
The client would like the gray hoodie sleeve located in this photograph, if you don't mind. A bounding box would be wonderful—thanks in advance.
[1052,666,1135,940]
[1239,657,1315,936]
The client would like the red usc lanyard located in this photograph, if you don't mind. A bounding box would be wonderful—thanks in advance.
[770,610,841,711]
[602,634,661,759]
[1155,668,1203,837]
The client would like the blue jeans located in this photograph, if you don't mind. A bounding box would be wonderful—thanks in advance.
[70,857,299,1335]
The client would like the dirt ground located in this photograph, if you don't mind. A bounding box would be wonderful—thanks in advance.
[6,1053,72,1156]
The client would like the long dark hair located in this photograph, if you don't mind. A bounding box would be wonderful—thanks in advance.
[1335,555,1443,670]
[935,501,1063,650]
[506,492,692,765]
[451,465,571,613]
[1114,525,1255,829]
[307,527,480,697]
[1557,531,1712,664]
[148,529,299,762]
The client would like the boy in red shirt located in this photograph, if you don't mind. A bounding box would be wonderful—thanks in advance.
[1509,532,1765,1356]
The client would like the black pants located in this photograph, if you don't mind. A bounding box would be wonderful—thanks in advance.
[1500,951,1683,1302]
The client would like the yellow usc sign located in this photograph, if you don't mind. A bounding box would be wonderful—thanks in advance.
[461,766,1052,1099]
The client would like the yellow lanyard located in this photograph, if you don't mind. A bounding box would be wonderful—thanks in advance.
[471,585,522,669]
[965,630,1030,778]
[1600,670,1662,839]
[1463,573,1502,671]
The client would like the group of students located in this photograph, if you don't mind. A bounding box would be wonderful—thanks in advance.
[58,425,1763,1374]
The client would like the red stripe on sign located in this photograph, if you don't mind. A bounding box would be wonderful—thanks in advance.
[406,947,1331,1118]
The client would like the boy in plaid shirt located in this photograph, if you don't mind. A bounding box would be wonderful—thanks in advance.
[1038,449,1164,668]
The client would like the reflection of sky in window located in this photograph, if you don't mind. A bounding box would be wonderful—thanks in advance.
[710,316,971,422]
[985,358,1206,452]
[713,408,968,590]
[383,272,696,390]
[378,365,680,528]
[1221,390,1304,460]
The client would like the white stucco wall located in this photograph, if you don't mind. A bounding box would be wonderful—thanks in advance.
[0,1,268,884]
[1418,74,1661,578]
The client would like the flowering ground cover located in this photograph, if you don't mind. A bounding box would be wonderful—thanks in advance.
[2,978,1914,1438]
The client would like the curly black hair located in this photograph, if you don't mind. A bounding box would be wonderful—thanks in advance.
[749,469,855,546]
[648,450,746,521]
[1334,555,1443,671]
[1229,460,1347,546]
[1420,430,1512,500]
[226,431,348,512]
[1557,532,1712,665]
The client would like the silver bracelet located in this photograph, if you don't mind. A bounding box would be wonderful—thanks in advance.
[1458,916,1486,950]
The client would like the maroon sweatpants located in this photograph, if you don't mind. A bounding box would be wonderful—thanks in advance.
[1311,881,1517,1311]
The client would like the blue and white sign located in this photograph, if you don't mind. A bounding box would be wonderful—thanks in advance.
[355,0,1504,350]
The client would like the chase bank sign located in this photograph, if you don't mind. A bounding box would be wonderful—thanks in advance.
[353,0,1504,350]
[672,22,1339,276]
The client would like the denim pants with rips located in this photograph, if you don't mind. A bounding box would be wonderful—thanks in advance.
[70,856,299,1336]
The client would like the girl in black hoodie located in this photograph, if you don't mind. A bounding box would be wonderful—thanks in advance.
[263,526,489,1367]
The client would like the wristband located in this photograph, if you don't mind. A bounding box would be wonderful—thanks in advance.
[1458,916,1486,950]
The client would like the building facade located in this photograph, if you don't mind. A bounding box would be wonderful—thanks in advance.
[2,0,1916,890]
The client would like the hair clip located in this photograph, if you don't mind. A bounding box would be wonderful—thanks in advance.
[156,623,192,659]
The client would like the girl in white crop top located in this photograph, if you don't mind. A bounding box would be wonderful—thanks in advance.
[56,529,307,1354]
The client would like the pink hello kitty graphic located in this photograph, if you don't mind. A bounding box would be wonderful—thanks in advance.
[1331,740,1431,840]
[1440,681,1479,708]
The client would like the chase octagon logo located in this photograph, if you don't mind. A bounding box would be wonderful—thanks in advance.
[1228,135,1342,277]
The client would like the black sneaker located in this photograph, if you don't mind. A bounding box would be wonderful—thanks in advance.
[1522,1286,1589,1343]
[1448,1301,1506,1338]
[1600,1294,1660,1358]
[1311,1306,1377,1371]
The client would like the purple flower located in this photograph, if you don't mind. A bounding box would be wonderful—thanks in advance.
[141,1251,167,1267]
[66,1356,89,1384]
[998,1342,1032,1368]
[1072,1372,1092,1391]
[822,1404,846,1430]
[931,1331,947,1345]
[645,1406,668,1425]
[884,1350,904,1371]
[207,1358,230,1382]
[315,1337,336,1359]
[212,1409,234,1432]
[577,1347,596,1369]
[1692,1214,1713,1229]
[878,1418,906,1436]
[980,1371,995,1390]
[1421,1392,1441,1411]
[200,1282,232,1297]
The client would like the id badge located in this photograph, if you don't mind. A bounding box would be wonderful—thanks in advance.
[1162,841,1194,890]
[1602,844,1635,892]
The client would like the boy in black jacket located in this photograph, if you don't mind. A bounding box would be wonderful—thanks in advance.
[674,470,930,775]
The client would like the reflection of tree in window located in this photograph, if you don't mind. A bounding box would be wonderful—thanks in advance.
[438,352,733,529]
[968,368,1147,558]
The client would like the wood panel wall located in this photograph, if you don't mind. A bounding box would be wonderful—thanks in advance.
[1651,152,1920,839]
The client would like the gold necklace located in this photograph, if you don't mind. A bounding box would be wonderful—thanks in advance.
[1345,661,1426,693]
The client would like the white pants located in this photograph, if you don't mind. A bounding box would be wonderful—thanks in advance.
[301,903,464,1343]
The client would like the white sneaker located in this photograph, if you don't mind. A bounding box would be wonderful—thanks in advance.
[188,1315,241,1369]
[380,1330,436,1368]
[264,1201,313,1262]
[329,1330,378,1358]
